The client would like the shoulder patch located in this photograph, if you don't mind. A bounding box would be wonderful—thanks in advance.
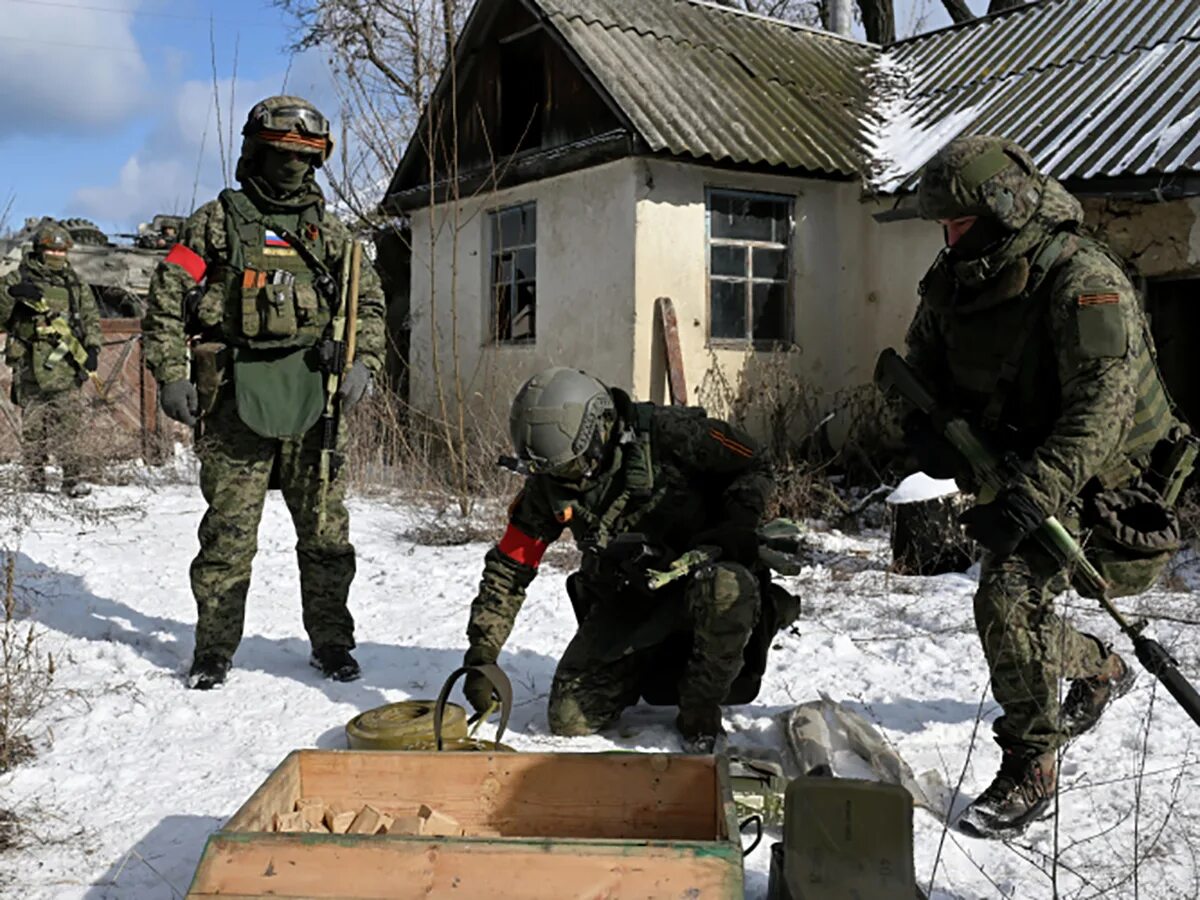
[710,427,753,458]
[1078,292,1120,307]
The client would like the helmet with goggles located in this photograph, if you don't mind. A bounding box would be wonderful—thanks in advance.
[509,367,615,481]
[240,95,333,167]
[32,223,73,254]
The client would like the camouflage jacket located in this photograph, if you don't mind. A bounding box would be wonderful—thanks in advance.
[1,254,101,394]
[467,392,774,659]
[142,188,386,385]
[905,186,1178,517]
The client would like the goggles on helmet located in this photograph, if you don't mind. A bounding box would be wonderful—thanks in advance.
[246,104,331,138]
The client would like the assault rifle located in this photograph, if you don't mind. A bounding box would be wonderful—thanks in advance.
[875,347,1200,728]
[317,240,361,534]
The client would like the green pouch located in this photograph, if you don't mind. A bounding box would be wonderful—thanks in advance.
[30,334,76,392]
[191,341,230,417]
[233,345,325,438]
[1079,485,1181,599]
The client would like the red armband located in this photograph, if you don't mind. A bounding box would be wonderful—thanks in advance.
[497,524,548,568]
[163,244,206,284]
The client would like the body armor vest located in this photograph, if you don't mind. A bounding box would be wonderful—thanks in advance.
[926,233,1174,484]
[199,189,331,350]
[6,267,88,392]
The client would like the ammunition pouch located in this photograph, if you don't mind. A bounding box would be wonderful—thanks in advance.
[191,341,230,417]
[1079,483,1181,599]
[1147,426,1199,507]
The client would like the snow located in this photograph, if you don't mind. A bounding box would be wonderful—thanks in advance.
[887,472,960,505]
[3,482,1200,899]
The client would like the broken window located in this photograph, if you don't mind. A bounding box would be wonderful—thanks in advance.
[707,189,793,344]
[489,202,537,344]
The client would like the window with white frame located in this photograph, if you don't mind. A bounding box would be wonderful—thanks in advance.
[706,189,793,344]
[489,202,537,344]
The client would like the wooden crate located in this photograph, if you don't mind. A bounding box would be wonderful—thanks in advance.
[187,749,744,899]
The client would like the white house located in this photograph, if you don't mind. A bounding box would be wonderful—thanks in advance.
[384,0,1200,436]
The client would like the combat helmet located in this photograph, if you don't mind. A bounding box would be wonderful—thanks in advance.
[32,222,73,254]
[918,135,1044,232]
[236,95,333,180]
[509,367,615,480]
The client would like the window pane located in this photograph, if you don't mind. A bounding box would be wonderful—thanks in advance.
[752,281,788,342]
[710,245,746,278]
[498,207,524,248]
[514,247,536,281]
[521,204,536,244]
[494,252,514,286]
[493,282,512,340]
[711,279,746,339]
[752,247,787,281]
[511,282,536,341]
[710,192,789,241]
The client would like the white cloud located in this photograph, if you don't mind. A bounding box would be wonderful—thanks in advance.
[0,0,150,134]
[71,51,344,229]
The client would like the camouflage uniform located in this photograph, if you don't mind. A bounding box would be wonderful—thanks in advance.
[143,96,386,681]
[466,387,785,740]
[906,136,1188,760]
[1,233,101,490]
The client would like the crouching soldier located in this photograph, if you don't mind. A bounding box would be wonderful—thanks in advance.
[1,223,101,496]
[461,367,799,751]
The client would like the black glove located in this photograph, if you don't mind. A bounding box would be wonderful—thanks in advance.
[84,346,99,373]
[338,361,372,414]
[462,647,499,716]
[692,523,760,567]
[959,489,1045,557]
[160,379,198,427]
[902,411,966,482]
[8,281,42,302]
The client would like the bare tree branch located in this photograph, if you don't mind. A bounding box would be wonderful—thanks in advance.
[988,0,1025,12]
[856,0,896,43]
[941,0,977,24]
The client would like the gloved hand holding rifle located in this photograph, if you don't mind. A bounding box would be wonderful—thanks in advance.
[875,347,1200,729]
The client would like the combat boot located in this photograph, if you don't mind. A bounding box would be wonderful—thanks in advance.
[958,748,1056,838]
[310,646,361,682]
[187,655,231,691]
[1061,648,1136,739]
[676,704,725,754]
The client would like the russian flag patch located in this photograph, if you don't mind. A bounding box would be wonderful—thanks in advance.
[263,229,296,257]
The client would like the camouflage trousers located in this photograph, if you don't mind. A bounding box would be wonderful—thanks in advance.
[17,384,89,489]
[548,562,760,736]
[190,394,355,663]
[975,543,1110,753]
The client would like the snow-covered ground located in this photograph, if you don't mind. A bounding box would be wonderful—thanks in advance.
[3,482,1199,899]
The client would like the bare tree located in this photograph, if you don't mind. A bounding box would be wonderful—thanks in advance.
[856,0,896,43]
[707,0,823,24]
[941,0,977,24]
[987,0,1025,11]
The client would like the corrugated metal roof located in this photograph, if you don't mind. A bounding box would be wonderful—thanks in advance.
[532,0,875,176]
[875,0,1200,190]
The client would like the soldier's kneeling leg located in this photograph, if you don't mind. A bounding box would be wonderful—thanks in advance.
[548,630,645,736]
[679,562,759,712]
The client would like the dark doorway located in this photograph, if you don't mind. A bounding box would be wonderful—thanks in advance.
[1146,278,1200,428]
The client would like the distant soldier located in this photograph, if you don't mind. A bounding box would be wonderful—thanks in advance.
[903,135,1194,836]
[142,96,386,690]
[1,223,101,496]
[461,367,798,751]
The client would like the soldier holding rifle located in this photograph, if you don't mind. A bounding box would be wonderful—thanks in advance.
[142,96,386,690]
[885,135,1197,837]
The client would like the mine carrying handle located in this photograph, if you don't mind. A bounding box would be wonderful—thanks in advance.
[875,347,1200,730]
[433,664,514,749]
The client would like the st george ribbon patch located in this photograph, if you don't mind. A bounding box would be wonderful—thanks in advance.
[1077,292,1120,307]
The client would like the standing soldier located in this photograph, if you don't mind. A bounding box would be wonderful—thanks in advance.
[901,135,1194,836]
[142,96,386,690]
[462,367,798,752]
[1,223,101,496]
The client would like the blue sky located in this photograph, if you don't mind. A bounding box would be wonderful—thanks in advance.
[1,0,972,236]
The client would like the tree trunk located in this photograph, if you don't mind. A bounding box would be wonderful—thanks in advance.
[941,0,977,24]
[890,493,976,576]
[988,0,1025,11]
[856,0,896,44]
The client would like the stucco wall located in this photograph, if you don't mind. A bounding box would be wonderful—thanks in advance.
[632,160,941,430]
[1083,196,1200,278]
[407,158,638,429]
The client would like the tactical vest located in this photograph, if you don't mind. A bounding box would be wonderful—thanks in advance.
[928,232,1174,485]
[200,189,332,350]
[6,269,88,393]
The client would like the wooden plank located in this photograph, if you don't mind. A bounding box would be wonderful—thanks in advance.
[296,750,718,841]
[656,296,688,406]
[187,833,743,899]
[224,752,302,833]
